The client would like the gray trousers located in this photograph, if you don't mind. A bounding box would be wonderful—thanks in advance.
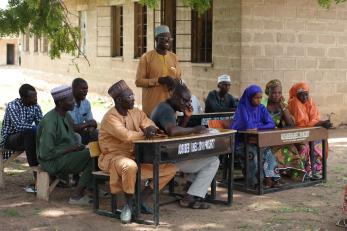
[176,156,219,198]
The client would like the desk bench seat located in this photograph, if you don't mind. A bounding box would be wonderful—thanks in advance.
[92,171,110,177]
[31,166,61,201]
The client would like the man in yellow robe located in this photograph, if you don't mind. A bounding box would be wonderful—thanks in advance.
[135,25,182,116]
[98,80,176,224]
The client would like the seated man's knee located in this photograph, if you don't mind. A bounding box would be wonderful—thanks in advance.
[210,156,220,168]
[121,159,138,175]
[22,129,35,138]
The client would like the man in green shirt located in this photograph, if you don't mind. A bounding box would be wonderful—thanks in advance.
[36,85,92,205]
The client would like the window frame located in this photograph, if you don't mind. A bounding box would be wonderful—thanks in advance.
[191,5,213,63]
[79,10,87,55]
[134,2,147,59]
[111,5,124,57]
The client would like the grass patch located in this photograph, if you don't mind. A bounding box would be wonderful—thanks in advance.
[33,207,42,216]
[91,99,108,109]
[262,217,291,231]
[332,166,344,174]
[271,206,319,214]
[238,224,252,230]
[1,208,21,217]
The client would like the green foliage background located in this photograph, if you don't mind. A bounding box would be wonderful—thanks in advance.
[0,0,80,59]
[318,0,346,8]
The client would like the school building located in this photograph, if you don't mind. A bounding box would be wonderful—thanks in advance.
[20,0,347,124]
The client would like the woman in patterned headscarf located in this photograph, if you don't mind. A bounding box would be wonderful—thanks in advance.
[262,80,306,180]
[288,82,332,178]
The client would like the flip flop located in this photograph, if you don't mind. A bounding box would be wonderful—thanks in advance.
[141,202,154,214]
[336,219,347,228]
[68,195,92,206]
[179,199,210,209]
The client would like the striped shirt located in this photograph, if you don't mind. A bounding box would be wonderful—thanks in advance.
[0,98,43,147]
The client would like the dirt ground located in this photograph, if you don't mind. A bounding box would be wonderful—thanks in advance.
[1,66,347,230]
[1,129,346,231]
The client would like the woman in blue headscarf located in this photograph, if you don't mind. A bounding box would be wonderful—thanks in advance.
[232,85,280,188]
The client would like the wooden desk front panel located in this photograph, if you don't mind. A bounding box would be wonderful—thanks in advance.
[139,135,233,163]
[253,127,328,148]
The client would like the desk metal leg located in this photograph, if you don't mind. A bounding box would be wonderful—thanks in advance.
[258,147,264,195]
[244,135,249,188]
[309,141,316,175]
[210,177,217,199]
[228,151,234,206]
[322,139,327,182]
[153,151,160,226]
[135,144,141,219]
[93,177,99,212]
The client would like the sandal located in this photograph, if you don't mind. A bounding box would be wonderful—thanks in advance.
[272,181,283,188]
[179,199,210,209]
[336,219,347,228]
[140,202,153,214]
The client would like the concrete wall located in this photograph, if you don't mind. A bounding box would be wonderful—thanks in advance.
[241,0,347,124]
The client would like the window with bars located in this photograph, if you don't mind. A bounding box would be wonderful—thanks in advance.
[191,5,213,63]
[160,0,176,52]
[34,36,38,52]
[134,2,147,58]
[112,5,123,57]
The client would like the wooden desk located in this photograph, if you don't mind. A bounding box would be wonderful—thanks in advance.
[178,112,234,127]
[133,129,236,226]
[235,127,328,195]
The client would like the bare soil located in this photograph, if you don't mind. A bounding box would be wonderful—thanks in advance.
[0,129,346,231]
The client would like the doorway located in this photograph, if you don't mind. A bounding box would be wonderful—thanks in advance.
[6,44,15,65]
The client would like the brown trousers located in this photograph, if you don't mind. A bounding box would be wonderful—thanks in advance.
[108,156,176,194]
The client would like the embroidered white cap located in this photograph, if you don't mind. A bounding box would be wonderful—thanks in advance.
[217,74,231,84]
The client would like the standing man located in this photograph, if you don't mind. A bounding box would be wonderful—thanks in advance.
[151,83,219,209]
[36,85,93,205]
[0,84,42,193]
[98,80,176,223]
[205,74,238,113]
[135,25,182,116]
[69,78,98,145]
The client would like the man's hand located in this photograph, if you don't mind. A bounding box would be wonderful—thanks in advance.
[65,144,85,154]
[86,120,97,128]
[158,76,176,91]
[193,125,208,134]
[143,126,158,139]
[183,104,193,118]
